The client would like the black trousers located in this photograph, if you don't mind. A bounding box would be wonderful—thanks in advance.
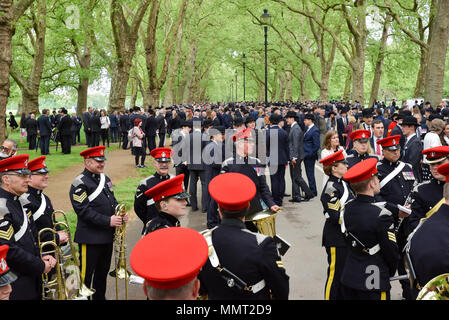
[147,135,156,154]
[78,243,113,300]
[91,132,100,147]
[158,132,166,147]
[121,131,128,149]
[85,130,92,147]
[304,157,318,196]
[175,163,190,190]
[189,169,208,211]
[289,161,314,199]
[61,134,72,154]
[28,134,37,150]
[270,164,286,206]
[324,246,347,300]
[342,285,390,300]
[133,146,146,166]
[101,129,110,147]
[40,135,50,155]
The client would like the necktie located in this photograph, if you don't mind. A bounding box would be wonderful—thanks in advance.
[376,140,381,156]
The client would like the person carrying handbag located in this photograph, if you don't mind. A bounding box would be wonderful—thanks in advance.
[130,118,147,168]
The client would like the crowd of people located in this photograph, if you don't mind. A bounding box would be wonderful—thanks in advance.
[1,97,449,301]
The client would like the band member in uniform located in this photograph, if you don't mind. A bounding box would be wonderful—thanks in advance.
[19,156,68,246]
[134,147,172,234]
[319,150,353,300]
[142,174,190,235]
[198,172,289,300]
[207,128,280,230]
[407,146,449,236]
[0,245,17,300]
[69,145,127,300]
[375,135,415,300]
[0,154,56,300]
[346,130,378,169]
[130,227,208,300]
[340,158,400,300]
[408,161,449,296]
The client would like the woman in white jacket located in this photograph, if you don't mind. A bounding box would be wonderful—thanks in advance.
[130,118,147,168]
[100,109,110,147]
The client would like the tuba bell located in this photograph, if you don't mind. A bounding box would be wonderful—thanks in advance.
[52,210,95,300]
[417,273,449,300]
[108,203,132,300]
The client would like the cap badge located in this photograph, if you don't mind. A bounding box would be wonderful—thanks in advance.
[362,133,366,138]
[43,161,46,167]
[162,152,166,157]
[393,140,396,144]
[100,150,104,155]
[431,152,435,157]
[24,160,28,166]
[0,258,6,272]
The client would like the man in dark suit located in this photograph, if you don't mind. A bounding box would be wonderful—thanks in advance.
[37,109,52,155]
[25,113,38,150]
[157,110,167,147]
[266,114,289,206]
[337,107,349,147]
[145,109,158,153]
[57,108,73,154]
[370,120,385,159]
[402,115,423,182]
[119,110,130,149]
[70,113,81,145]
[88,110,101,147]
[82,107,92,147]
[108,111,119,143]
[187,122,209,212]
[285,111,314,202]
[303,113,320,197]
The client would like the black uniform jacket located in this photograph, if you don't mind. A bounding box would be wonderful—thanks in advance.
[20,186,60,244]
[320,175,354,247]
[134,173,171,233]
[376,160,415,237]
[198,218,289,300]
[69,169,118,244]
[0,188,45,300]
[341,194,400,292]
[346,150,378,169]
[143,211,180,235]
[409,203,449,287]
[407,177,444,236]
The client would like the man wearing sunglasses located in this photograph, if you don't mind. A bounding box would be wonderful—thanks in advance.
[0,154,56,299]
[0,139,18,160]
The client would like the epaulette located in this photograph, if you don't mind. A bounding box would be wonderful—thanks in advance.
[324,181,337,197]
[0,198,9,218]
[71,174,84,188]
[413,179,431,192]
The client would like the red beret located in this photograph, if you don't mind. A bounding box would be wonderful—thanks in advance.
[377,135,401,150]
[150,147,172,162]
[28,156,49,173]
[208,172,256,211]
[231,128,254,143]
[0,245,17,286]
[0,154,29,173]
[349,129,371,141]
[343,158,378,183]
[319,149,346,166]
[130,227,208,290]
[437,162,449,182]
[422,146,449,164]
[144,174,189,202]
[80,146,106,161]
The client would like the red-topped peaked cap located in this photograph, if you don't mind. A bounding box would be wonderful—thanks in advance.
[319,149,346,166]
[231,127,255,143]
[349,129,371,142]
[144,174,189,202]
[422,146,449,164]
[0,154,30,173]
[0,245,17,286]
[28,156,50,173]
[343,158,378,184]
[208,172,256,211]
[377,135,401,151]
[80,145,106,161]
[130,227,208,290]
[437,162,449,182]
[150,147,172,163]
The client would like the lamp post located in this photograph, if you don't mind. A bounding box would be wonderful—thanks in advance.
[242,53,246,101]
[260,9,271,107]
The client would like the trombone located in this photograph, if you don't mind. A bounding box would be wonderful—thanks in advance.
[109,203,132,300]
[52,210,95,300]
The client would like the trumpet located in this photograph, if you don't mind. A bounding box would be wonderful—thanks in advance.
[417,273,449,300]
[109,203,132,300]
[52,210,95,300]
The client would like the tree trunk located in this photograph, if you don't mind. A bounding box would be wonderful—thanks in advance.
[319,70,329,103]
[183,43,198,103]
[424,0,449,108]
[129,75,138,108]
[163,23,183,106]
[343,69,352,101]
[299,63,308,101]
[369,15,391,108]
[0,0,13,142]
[285,70,293,101]
[77,77,89,116]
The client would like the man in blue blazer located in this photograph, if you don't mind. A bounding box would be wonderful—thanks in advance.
[37,109,52,155]
[303,113,320,197]
[266,114,289,206]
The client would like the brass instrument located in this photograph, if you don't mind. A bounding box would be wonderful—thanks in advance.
[52,210,95,299]
[108,203,132,300]
[38,227,67,300]
[417,273,449,300]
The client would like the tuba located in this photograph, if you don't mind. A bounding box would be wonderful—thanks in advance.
[52,210,95,299]
[417,273,449,300]
[38,227,67,300]
[108,203,132,300]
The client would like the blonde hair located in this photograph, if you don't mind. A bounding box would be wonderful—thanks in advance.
[430,118,445,133]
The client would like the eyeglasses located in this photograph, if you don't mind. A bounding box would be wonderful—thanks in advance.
[4,173,31,179]
[0,146,10,153]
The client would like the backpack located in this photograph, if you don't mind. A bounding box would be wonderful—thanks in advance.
[128,127,134,139]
